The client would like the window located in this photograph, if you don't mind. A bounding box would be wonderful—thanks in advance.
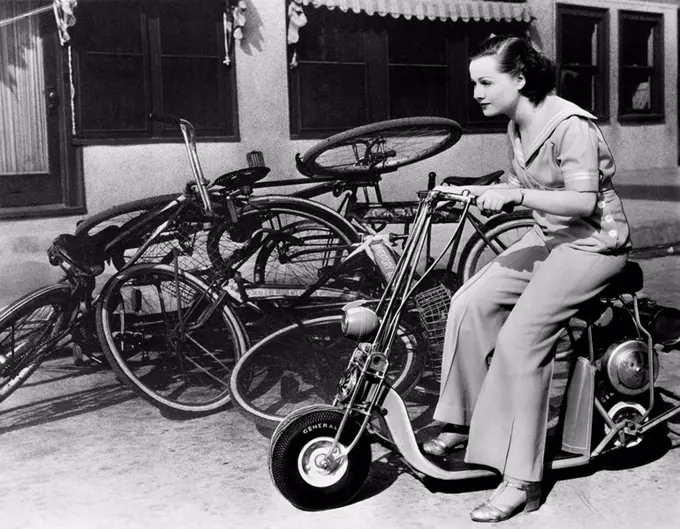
[288,7,528,137]
[618,10,664,121]
[70,0,238,140]
[556,4,608,119]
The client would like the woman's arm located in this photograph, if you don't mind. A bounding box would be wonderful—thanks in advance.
[435,184,597,218]
[518,188,596,217]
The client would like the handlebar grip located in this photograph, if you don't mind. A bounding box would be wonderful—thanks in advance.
[470,196,515,214]
[148,113,181,125]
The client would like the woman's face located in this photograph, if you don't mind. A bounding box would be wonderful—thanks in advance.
[469,56,524,117]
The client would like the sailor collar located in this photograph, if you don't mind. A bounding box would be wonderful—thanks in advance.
[509,95,598,166]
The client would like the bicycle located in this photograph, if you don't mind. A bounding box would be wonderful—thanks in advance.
[93,117,539,417]
[0,229,250,411]
[0,115,271,410]
[75,116,533,283]
[1,116,466,412]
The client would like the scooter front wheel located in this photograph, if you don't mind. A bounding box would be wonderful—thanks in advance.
[269,405,372,511]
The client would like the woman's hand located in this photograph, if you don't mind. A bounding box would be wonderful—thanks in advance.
[475,188,523,216]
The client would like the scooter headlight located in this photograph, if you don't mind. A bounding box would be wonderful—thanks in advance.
[341,303,379,339]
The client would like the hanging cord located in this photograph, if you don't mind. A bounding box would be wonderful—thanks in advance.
[223,2,233,65]
[67,45,76,135]
[52,1,78,135]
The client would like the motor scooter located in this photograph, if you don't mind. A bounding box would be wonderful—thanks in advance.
[267,189,680,511]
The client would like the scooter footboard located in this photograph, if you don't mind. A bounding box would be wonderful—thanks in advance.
[381,387,495,480]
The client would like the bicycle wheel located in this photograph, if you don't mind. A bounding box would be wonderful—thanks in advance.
[297,117,462,179]
[207,196,362,287]
[229,314,426,429]
[0,283,75,403]
[96,263,249,415]
[457,209,535,282]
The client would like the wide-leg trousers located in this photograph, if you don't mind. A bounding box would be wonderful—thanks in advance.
[433,226,628,481]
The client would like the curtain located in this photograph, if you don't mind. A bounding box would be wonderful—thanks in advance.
[0,2,49,176]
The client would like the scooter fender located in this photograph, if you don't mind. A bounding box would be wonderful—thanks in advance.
[381,387,495,481]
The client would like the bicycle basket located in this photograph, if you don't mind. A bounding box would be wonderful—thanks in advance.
[414,282,453,378]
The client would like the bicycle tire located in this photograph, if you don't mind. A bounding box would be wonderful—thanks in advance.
[74,194,179,237]
[96,263,249,415]
[229,314,426,429]
[297,117,462,179]
[207,196,361,287]
[457,209,535,282]
[0,283,75,403]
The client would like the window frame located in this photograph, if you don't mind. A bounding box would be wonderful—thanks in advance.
[70,0,239,144]
[555,4,609,121]
[618,9,664,123]
[287,7,527,139]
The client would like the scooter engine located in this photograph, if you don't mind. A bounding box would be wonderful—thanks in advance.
[595,339,659,449]
[600,339,659,396]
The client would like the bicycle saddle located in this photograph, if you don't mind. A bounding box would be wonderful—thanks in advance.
[47,226,119,277]
[214,166,271,189]
[599,261,643,298]
[442,170,505,187]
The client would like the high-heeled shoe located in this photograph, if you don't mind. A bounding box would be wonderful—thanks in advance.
[469,477,542,523]
[421,424,468,456]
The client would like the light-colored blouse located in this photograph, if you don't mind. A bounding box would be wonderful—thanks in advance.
[506,95,631,253]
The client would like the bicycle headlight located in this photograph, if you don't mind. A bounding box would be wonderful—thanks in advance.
[341,301,379,339]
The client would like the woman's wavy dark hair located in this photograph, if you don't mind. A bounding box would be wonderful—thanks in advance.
[471,35,556,104]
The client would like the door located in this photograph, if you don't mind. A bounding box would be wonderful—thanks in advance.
[0,2,80,216]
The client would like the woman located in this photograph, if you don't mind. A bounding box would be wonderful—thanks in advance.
[425,35,631,522]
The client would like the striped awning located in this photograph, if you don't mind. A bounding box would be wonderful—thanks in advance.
[299,0,533,23]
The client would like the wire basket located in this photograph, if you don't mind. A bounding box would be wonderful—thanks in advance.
[414,282,453,378]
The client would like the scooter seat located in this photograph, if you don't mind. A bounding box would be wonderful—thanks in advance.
[599,261,643,298]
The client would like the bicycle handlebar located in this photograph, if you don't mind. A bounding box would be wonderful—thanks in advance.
[148,112,184,126]
[426,188,515,214]
[148,113,214,213]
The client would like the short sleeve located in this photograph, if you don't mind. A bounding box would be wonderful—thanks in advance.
[554,116,600,192]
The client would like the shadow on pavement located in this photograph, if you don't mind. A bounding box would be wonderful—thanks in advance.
[19,362,108,389]
[347,451,410,506]
[0,382,136,436]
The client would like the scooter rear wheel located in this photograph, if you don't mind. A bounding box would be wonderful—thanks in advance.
[269,405,371,511]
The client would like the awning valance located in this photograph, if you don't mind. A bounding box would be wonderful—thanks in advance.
[300,0,533,23]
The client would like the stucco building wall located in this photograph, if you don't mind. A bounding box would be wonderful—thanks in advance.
[76,0,680,215]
